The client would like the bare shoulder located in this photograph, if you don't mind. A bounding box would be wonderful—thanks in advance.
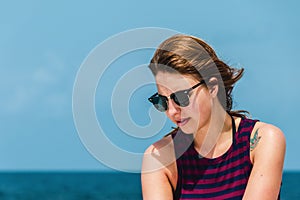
[244,121,286,199]
[252,121,285,145]
[143,135,176,173]
[144,135,174,154]
[142,135,177,199]
[250,121,286,161]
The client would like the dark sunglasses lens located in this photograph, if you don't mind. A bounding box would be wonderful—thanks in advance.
[151,96,168,112]
[172,92,190,107]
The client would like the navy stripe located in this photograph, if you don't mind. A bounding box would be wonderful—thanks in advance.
[180,139,249,162]
[225,196,244,200]
[181,184,246,198]
[181,146,250,170]
[183,161,249,180]
[173,118,260,199]
[183,173,247,189]
[181,155,249,171]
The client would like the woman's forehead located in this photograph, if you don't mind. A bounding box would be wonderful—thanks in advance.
[155,71,197,92]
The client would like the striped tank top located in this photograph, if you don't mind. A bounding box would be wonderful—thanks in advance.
[171,117,261,199]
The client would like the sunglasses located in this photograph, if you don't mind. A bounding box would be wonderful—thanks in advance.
[148,80,205,112]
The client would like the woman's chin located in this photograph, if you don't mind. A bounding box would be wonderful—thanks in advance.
[180,126,196,135]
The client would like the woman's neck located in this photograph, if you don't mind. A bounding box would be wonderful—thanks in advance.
[193,111,233,158]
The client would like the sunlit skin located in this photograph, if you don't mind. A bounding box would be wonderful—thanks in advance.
[142,71,286,200]
[154,71,233,158]
[155,71,210,135]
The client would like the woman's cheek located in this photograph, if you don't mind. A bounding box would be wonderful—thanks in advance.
[194,97,212,127]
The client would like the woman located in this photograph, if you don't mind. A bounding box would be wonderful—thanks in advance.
[142,35,286,199]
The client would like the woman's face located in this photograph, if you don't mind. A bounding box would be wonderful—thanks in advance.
[155,71,212,134]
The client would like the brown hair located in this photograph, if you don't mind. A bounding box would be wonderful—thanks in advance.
[149,34,248,117]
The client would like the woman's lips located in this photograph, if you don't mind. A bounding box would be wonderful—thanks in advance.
[176,118,190,127]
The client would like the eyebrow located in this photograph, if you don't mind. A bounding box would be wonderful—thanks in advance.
[157,80,205,96]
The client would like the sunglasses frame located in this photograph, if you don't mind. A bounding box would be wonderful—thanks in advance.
[148,80,205,112]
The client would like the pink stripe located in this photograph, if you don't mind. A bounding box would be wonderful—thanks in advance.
[182,159,249,176]
[181,179,247,195]
[180,144,250,167]
[238,126,253,135]
[174,118,257,199]
[183,168,248,185]
[181,147,250,174]
[216,190,245,199]
[182,163,251,178]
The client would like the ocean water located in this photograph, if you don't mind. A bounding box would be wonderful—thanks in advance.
[0,172,142,200]
[0,171,298,200]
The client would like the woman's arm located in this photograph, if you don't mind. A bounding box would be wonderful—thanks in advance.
[243,123,286,199]
[141,164,173,200]
[141,136,176,200]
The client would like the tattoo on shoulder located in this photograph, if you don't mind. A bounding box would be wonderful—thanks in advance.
[250,129,261,151]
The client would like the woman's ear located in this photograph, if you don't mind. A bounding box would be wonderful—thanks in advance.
[208,77,218,98]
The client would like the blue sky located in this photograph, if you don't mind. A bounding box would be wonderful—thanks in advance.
[1,0,299,171]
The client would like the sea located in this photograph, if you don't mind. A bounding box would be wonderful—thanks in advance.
[0,171,299,200]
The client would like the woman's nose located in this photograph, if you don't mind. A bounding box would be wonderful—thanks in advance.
[167,98,181,116]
